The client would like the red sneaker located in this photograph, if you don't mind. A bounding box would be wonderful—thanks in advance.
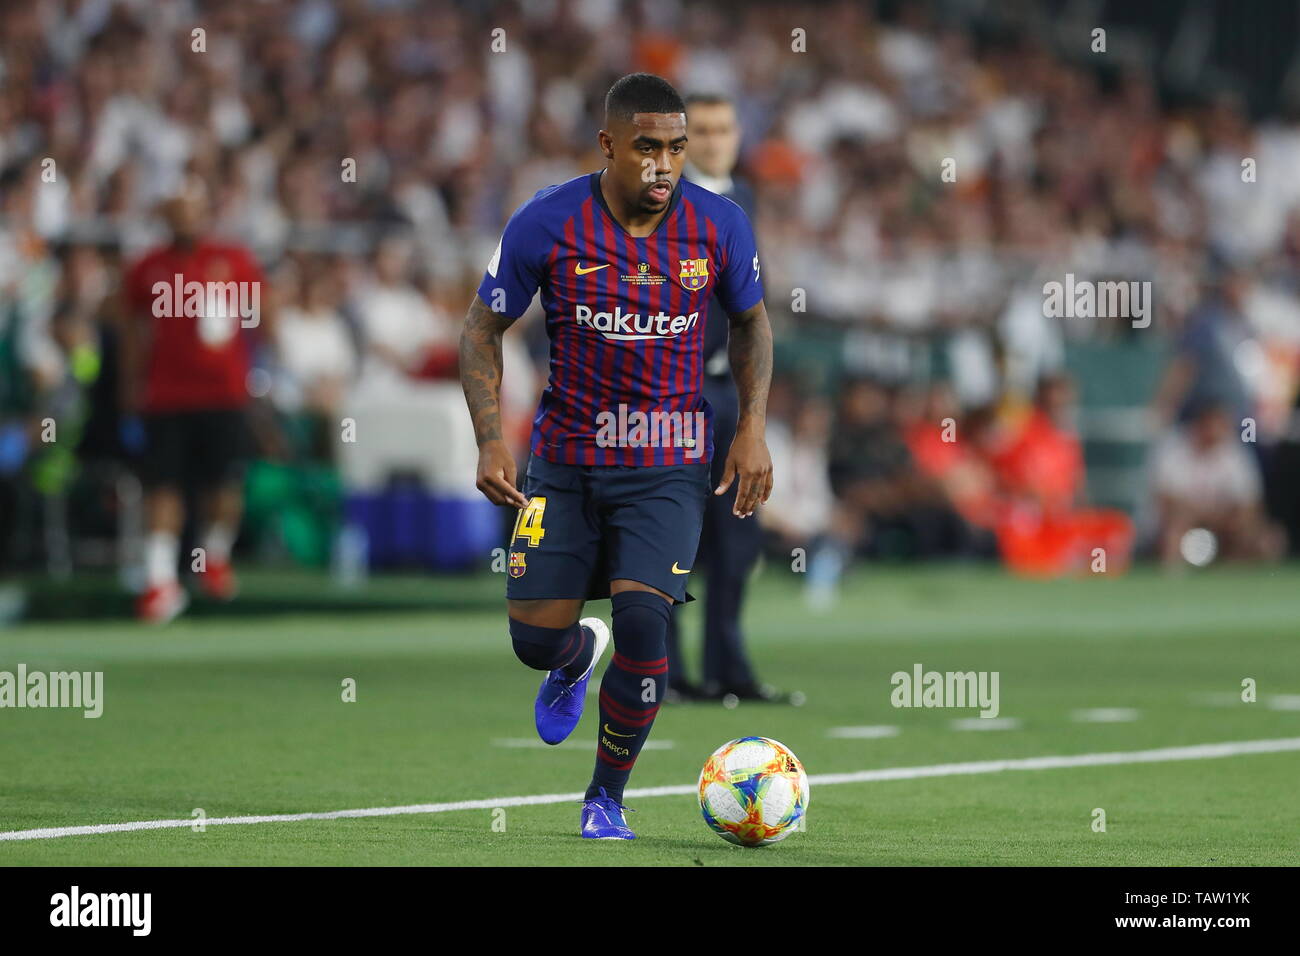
[136,582,188,623]
[197,559,238,601]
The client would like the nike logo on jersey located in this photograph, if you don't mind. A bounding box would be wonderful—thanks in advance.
[574,262,609,275]
[671,562,691,574]
[604,724,635,738]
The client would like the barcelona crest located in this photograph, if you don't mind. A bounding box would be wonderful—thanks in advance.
[678,258,710,291]
[509,551,527,578]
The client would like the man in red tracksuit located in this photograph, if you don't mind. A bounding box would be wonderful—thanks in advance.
[120,174,269,622]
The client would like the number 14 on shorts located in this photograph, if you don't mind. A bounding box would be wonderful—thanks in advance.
[512,497,547,547]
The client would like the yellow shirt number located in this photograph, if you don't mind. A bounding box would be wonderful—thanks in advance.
[511,497,547,548]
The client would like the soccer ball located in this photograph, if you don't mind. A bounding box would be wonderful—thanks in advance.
[698,736,809,846]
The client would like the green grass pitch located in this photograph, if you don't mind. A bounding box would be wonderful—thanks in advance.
[1,564,1297,866]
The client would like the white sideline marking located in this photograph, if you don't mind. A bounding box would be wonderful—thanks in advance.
[1191,692,1241,706]
[1072,708,1140,723]
[3,737,1299,843]
[1193,692,1300,710]
[1191,692,1241,707]
[826,725,900,739]
[951,717,1020,731]
[492,738,674,751]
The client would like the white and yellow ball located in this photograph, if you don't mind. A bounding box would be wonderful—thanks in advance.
[698,736,809,846]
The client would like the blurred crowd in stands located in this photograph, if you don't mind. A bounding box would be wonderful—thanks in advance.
[1,0,1298,591]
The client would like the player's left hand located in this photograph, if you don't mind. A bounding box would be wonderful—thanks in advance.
[715,424,772,519]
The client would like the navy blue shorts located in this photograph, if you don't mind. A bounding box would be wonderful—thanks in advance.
[505,457,711,604]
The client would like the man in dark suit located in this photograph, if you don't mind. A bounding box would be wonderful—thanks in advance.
[668,93,784,703]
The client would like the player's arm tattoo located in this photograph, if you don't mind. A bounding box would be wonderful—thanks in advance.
[726,300,773,428]
[459,294,518,446]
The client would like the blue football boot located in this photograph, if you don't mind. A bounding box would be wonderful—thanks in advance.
[534,617,609,745]
[581,787,636,840]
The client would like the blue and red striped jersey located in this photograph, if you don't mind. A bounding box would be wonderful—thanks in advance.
[477,171,764,466]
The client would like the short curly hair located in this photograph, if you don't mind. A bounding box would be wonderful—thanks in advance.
[604,73,686,125]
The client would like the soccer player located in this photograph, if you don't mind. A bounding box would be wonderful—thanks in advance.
[459,73,773,840]
[119,173,268,623]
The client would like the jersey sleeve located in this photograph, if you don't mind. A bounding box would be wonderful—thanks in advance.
[714,203,765,316]
[476,201,546,320]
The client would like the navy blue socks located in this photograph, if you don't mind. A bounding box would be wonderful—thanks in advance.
[509,618,594,680]
[586,591,671,802]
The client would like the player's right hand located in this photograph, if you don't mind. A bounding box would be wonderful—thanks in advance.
[475,440,528,509]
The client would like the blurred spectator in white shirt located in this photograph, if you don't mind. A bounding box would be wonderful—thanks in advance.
[275,255,356,417]
[351,233,443,393]
[762,395,852,610]
[1152,401,1284,566]
[764,396,835,543]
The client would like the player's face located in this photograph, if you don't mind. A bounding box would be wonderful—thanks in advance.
[602,112,688,214]
[686,102,739,178]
